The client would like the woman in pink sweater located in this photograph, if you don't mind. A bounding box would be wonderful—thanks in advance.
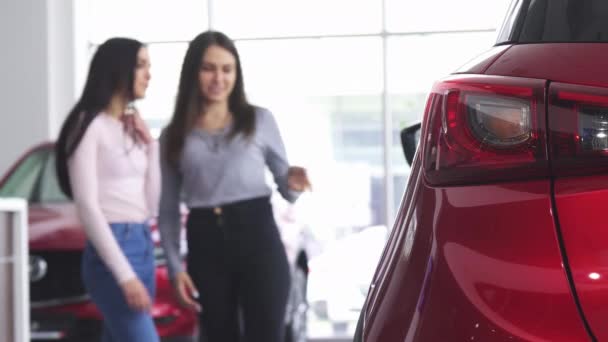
[55,38,160,342]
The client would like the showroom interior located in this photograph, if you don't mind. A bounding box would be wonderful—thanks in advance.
[0,0,511,341]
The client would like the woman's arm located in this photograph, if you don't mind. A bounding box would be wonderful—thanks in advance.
[157,133,184,280]
[261,109,302,203]
[68,121,136,284]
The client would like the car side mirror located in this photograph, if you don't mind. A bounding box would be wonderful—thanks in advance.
[400,122,421,166]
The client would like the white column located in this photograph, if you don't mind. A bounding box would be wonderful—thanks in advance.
[0,198,29,342]
[47,0,78,139]
[0,0,79,175]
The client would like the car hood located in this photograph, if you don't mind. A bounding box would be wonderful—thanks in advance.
[29,203,86,251]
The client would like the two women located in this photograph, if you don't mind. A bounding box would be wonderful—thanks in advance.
[57,30,308,342]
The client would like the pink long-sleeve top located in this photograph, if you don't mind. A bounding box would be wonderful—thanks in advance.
[68,113,160,284]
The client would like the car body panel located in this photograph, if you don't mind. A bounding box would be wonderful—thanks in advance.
[553,174,608,341]
[485,44,608,88]
[486,43,608,340]
[363,166,589,341]
[32,277,198,339]
[409,181,587,341]
[29,204,84,251]
[455,44,512,75]
[358,39,608,341]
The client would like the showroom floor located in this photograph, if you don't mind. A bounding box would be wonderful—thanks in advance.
[163,336,351,341]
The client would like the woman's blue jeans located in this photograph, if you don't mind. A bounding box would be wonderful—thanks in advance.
[82,222,159,342]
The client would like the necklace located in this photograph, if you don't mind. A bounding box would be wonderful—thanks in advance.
[198,110,232,131]
[205,134,223,153]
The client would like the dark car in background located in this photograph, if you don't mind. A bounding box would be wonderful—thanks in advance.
[356,0,608,341]
[0,142,311,342]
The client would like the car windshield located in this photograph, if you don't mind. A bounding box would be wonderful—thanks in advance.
[498,0,608,43]
[0,147,69,203]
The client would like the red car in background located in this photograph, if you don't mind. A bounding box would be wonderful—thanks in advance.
[0,142,311,342]
[0,143,197,341]
[356,0,608,341]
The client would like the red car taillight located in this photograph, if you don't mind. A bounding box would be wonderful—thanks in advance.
[550,83,608,177]
[422,75,549,186]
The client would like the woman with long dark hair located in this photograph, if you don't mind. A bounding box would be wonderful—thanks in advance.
[158,30,311,342]
[55,37,160,342]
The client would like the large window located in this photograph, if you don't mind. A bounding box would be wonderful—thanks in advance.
[136,43,189,137]
[86,0,208,43]
[237,37,384,238]
[82,0,512,338]
[386,0,511,33]
[214,0,382,38]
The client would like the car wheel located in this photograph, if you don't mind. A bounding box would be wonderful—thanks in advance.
[285,267,308,342]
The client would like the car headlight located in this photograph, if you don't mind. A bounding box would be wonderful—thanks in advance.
[29,255,48,282]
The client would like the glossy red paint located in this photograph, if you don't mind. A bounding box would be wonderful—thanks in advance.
[38,301,101,319]
[485,44,608,89]
[358,42,608,341]
[152,266,199,337]
[29,204,85,250]
[417,181,587,341]
[33,265,197,338]
[364,163,589,341]
[552,174,608,342]
[455,44,512,74]
[542,65,608,340]
[1,142,198,339]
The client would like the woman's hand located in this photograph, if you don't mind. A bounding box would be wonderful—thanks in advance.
[122,108,153,144]
[174,271,202,312]
[121,277,152,311]
[132,111,153,144]
[288,166,312,192]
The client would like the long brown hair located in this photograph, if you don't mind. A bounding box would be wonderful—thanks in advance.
[164,30,255,167]
[55,37,143,198]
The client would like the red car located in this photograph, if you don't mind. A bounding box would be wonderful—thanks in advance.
[0,142,310,342]
[0,142,198,341]
[356,1,608,341]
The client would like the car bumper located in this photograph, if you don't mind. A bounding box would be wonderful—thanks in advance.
[30,267,197,340]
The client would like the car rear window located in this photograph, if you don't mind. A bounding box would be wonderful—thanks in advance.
[498,0,608,44]
[0,148,69,204]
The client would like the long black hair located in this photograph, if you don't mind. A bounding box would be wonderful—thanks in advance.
[55,37,143,198]
[164,30,255,167]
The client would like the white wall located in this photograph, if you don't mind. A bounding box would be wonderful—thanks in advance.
[0,0,78,176]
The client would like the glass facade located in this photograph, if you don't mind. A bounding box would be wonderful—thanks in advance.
[83,0,512,337]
